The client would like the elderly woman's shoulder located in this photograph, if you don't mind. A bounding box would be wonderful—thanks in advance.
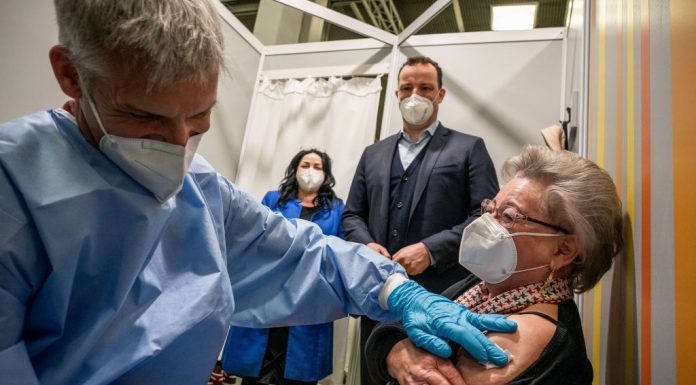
[454,303,560,385]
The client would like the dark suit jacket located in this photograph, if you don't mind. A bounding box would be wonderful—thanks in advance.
[342,123,499,293]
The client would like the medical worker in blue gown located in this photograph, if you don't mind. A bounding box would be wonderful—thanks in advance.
[223,149,344,385]
[0,1,517,385]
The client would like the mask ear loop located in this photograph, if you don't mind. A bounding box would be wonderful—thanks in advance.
[543,268,555,290]
[85,92,115,144]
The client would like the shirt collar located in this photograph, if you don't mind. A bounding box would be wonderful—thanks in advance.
[400,120,439,145]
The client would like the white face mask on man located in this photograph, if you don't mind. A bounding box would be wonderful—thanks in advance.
[296,168,324,193]
[86,93,202,203]
[399,93,435,126]
[458,213,563,284]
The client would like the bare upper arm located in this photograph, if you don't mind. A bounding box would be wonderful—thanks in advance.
[454,304,558,385]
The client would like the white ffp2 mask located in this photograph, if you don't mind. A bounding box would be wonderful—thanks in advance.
[86,94,202,203]
[296,168,324,193]
[458,213,561,284]
[399,93,434,126]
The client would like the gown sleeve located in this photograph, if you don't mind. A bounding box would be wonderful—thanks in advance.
[0,168,46,385]
[221,179,405,327]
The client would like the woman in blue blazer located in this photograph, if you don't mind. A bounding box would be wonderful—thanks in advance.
[222,149,344,385]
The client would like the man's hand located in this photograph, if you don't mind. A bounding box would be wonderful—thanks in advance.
[388,280,516,365]
[367,242,391,259]
[386,339,467,385]
[393,242,430,275]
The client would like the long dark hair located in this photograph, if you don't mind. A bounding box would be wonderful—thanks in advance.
[277,148,337,209]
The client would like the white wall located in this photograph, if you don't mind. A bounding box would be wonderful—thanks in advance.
[256,31,563,179]
[0,0,64,122]
[200,16,262,181]
[262,44,391,79]
[562,0,587,154]
[395,32,563,177]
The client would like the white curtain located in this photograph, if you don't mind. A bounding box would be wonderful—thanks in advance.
[236,76,382,201]
[235,76,382,385]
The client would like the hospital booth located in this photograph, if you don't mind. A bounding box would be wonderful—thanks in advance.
[1,0,694,384]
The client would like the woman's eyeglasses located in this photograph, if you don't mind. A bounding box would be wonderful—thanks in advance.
[480,198,569,234]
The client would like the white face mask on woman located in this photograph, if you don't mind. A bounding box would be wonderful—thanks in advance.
[458,213,563,284]
[296,168,324,193]
[86,94,202,203]
[399,93,435,126]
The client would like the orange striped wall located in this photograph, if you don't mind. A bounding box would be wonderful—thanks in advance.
[638,0,651,384]
[586,0,696,383]
[671,0,696,383]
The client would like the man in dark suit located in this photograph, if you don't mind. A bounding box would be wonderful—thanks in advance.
[342,56,499,385]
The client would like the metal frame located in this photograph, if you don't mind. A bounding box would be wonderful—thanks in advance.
[402,27,563,47]
[580,0,590,158]
[451,0,465,32]
[360,0,404,34]
[275,0,395,44]
[264,37,387,55]
[261,62,390,79]
[397,0,452,44]
[212,0,264,54]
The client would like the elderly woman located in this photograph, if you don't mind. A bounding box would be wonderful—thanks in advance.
[365,145,623,385]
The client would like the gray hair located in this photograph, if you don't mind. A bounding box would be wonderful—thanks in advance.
[54,0,224,90]
[501,145,624,293]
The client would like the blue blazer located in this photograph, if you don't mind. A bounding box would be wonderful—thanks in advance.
[222,190,345,381]
[342,124,498,293]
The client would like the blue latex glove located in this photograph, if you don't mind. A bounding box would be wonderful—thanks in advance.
[388,280,517,365]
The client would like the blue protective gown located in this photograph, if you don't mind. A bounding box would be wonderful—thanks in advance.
[222,191,344,381]
[0,109,404,385]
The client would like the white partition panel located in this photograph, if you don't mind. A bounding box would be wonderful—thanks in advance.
[392,30,564,178]
[0,0,64,122]
[239,29,563,180]
[236,76,382,201]
[263,41,392,79]
[201,5,264,180]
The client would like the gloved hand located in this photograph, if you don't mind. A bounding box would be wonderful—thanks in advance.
[388,280,517,365]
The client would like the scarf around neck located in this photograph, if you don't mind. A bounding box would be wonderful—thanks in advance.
[455,277,574,314]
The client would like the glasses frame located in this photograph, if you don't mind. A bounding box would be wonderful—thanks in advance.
[481,198,569,234]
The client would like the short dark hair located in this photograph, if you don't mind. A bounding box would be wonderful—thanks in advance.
[397,56,443,88]
[277,149,337,209]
